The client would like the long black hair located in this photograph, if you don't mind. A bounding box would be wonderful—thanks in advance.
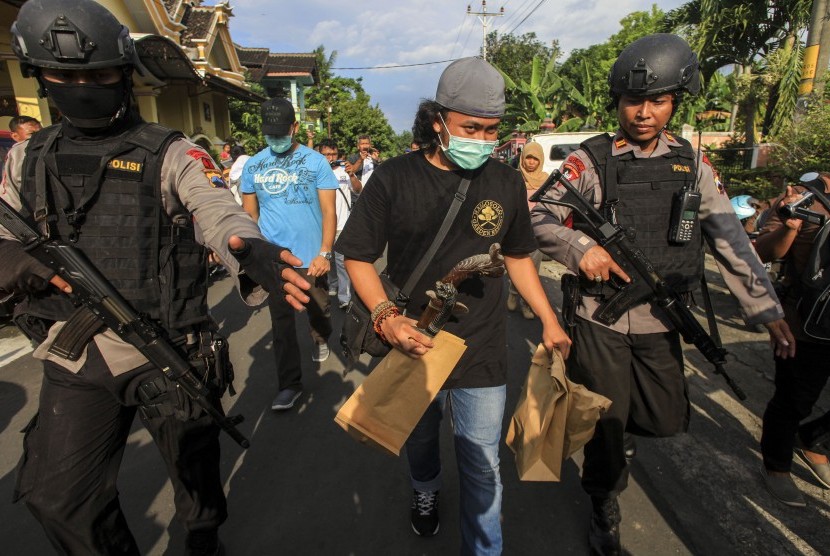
[411,99,448,154]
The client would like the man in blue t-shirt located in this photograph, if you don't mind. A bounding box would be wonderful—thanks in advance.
[240,97,338,411]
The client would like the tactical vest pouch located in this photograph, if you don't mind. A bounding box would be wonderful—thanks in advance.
[798,222,830,343]
[137,332,234,421]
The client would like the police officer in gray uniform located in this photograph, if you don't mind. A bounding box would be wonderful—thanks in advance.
[532,34,795,555]
[0,1,309,553]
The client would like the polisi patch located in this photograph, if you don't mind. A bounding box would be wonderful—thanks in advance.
[108,159,143,173]
[672,164,691,173]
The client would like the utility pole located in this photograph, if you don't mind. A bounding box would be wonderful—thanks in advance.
[797,0,827,110]
[467,1,504,61]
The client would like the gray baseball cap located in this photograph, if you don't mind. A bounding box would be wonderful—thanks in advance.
[435,57,505,118]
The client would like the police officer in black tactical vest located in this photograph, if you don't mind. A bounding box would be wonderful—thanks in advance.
[0,0,310,553]
[532,34,794,555]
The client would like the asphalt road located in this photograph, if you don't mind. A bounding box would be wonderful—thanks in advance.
[0,257,827,555]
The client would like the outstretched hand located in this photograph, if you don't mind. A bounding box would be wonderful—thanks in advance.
[228,236,310,310]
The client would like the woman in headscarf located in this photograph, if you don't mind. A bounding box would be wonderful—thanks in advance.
[508,142,548,319]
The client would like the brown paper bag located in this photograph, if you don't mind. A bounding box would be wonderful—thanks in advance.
[335,331,467,456]
[506,344,612,481]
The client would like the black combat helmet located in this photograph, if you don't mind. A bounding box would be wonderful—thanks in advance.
[608,33,701,99]
[10,0,141,77]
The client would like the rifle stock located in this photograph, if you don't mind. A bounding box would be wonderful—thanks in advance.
[535,170,747,400]
[0,196,251,447]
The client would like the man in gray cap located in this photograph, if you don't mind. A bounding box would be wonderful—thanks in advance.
[336,57,571,554]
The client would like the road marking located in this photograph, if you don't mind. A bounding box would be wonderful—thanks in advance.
[0,333,33,367]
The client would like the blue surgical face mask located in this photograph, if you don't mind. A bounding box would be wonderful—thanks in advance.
[438,114,498,170]
[265,134,293,154]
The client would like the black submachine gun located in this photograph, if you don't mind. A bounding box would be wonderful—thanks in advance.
[0,196,250,447]
[530,170,746,400]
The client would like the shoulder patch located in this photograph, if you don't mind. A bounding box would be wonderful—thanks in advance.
[614,137,627,149]
[702,154,726,195]
[186,148,219,170]
[204,169,228,189]
[563,154,585,180]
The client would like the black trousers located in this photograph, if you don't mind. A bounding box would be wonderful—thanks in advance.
[568,316,689,497]
[14,344,227,555]
[267,267,331,392]
[761,340,830,472]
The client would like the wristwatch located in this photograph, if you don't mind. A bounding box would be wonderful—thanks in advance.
[319,251,333,261]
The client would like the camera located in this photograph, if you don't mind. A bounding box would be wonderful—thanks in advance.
[330,159,345,168]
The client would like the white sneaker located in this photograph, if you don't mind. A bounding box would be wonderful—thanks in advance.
[312,342,330,362]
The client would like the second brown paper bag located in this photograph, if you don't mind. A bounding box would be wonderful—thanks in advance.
[506,344,612,481]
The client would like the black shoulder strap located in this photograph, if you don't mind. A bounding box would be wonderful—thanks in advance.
[580,134,617,219]
[337,187,352,210]
[29,125,62,222]
[396,174,472,304]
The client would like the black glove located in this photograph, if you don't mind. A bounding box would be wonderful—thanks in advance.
[0,240,55,294]
[228,237,291,295]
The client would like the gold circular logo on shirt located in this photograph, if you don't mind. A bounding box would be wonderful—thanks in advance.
[471,200,504,237]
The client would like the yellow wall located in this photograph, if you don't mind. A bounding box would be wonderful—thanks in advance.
[156,84,193,135]
[95,0,139,33]
[0,0,239,144]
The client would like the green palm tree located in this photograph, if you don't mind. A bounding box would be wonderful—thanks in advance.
[666,0,811,144]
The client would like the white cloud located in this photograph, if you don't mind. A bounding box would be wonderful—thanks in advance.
[227,0,687,131]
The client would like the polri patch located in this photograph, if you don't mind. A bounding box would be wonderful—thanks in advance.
[563,155,585,180]
[186,148,219,170]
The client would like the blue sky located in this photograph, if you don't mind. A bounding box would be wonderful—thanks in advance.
[228,0,687,133]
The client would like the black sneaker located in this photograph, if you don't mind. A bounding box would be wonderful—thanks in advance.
[410,489,440,537]
[588,496,621,556]
[185,529,223,556]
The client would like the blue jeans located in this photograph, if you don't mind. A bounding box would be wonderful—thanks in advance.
[330,231,351,305]
[405,385,506,556]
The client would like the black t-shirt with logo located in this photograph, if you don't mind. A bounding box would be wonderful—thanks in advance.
[336,150,537,388]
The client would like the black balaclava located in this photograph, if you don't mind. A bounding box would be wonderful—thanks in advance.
[40,69,133,134]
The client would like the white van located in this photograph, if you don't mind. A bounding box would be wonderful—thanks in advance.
[529,131,609,174]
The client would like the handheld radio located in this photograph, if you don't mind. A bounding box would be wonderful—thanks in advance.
[668,187,702,244]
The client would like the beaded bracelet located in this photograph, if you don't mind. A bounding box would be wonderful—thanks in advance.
[373,306,401,342]
[370,300,397,324]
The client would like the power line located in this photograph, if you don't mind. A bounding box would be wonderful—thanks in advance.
[458,14,478,57]
[332,59,458,70]
[497,0,533,34]
[506,0,549,35]
[449,13,471,60]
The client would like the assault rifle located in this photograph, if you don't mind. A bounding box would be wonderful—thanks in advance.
[530,170,747,400]
[0,196,250,447]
